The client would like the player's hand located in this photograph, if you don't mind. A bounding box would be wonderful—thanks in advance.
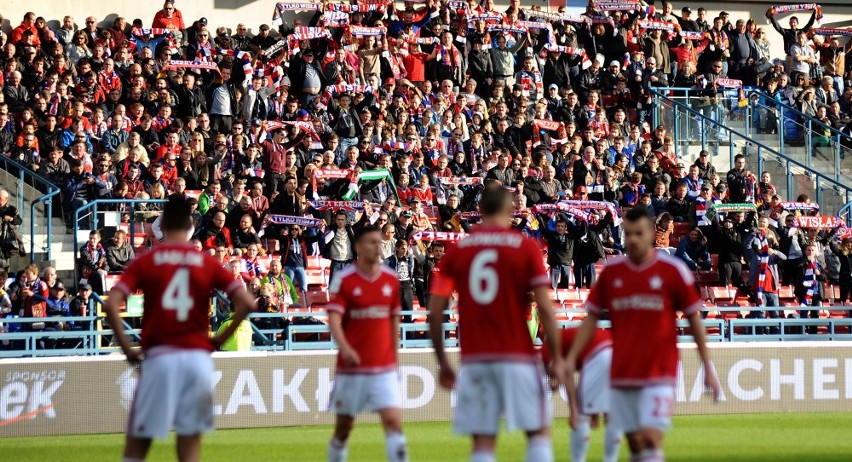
[552,357,570,387]
[704,361,723,402]
[340,346,361,367]
[124,348,144,366]
[437,362,456,390]
[567,403,581,430]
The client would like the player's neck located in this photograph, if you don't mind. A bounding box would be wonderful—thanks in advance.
[355,260,381,276]
[627,247,655,267]
[162,230,191,245]
[480,217,510,229]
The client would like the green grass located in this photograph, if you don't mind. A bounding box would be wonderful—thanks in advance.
[5,413,852,461]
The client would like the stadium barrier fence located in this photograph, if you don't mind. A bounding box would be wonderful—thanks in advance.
[1,308,850,358]
[2,342,852,437]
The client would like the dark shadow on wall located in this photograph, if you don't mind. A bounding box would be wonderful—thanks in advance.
[214,0,263,8]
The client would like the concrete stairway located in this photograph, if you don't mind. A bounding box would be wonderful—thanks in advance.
[0,168,77,281]
[670,113,851,214]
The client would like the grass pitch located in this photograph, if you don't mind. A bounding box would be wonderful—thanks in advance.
[5,413,851,461]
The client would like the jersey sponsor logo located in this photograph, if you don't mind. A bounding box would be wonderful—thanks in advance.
[116,368,139,411]
[153,250,204,267]
[349,305,392,319]
[381,284,393,297]
[611,294,665,311]
[456,232,522,248]
[0,370,65,426]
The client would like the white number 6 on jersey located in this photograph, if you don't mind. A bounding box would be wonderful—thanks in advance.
[162,268,193,321]
[469,250,498,305]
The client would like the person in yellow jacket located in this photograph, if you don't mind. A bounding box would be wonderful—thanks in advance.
[216,307,253,351]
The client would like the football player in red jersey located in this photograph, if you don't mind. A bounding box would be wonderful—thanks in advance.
[428,186,568,462]
[104,197,257,462]
[565,206,722,462]
[326,225,409,462]
[541,327,621,462]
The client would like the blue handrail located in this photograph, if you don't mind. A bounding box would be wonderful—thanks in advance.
[0,155,61,263]
[73,199,168,284]
[29,190,60,263]
[651,89,852,205]
[746,88,851,145]
[839,201,852,224]
[744,92,849,182]
[1,306,849,357]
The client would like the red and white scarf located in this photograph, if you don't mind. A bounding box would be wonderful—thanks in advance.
[410,231,466,242]
[438,45,462,68]
[540,44,592,69]
[768,4,823,21]
[518,69,543,101]
[532,119,564,149]
[813,27,852,37]
[755,230,770,298]
[802,260,819,306]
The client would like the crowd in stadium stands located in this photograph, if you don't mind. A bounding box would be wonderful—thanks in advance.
[1,0,852,344]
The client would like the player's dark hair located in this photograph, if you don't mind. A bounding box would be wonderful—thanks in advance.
[623,206,654,224]
[479,185,512,217]
[354,224,381,243]
[160,196,193,232]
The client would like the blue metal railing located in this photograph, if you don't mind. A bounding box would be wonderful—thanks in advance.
[839,201,852,223]
[651,89,852,205]
[744,92,850,182]
[73,199,168,283]
[2,307,850,357]
[0,155,61,263]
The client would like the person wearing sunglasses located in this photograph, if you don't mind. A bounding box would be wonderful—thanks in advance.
[151,1,185,44]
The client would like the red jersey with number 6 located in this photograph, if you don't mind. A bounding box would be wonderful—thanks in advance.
[585,252,702,387]
[114,243,243,351]
[327,265,402,374]
[431,226,550,363]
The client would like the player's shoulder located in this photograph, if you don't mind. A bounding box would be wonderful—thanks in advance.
[329,264,360,292]
[378,265,400,283]
[596,254,628,277]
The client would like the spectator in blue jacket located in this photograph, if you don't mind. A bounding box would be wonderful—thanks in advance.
[676,226,713,271]
[62,159,105,226]
[100,114,129,155]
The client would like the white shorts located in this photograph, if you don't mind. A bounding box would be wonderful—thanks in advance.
[577,348,612,415]
[609,385,675,434]
[329,371,401,416]
[128,348,214,439]
[454,362,550,435]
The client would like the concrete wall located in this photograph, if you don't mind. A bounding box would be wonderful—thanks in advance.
[2,0,851,61]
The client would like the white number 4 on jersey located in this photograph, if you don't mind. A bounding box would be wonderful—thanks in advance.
[162,268,193,321]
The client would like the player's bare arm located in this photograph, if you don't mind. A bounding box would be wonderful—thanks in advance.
[329,311,361,367]
[392,312,401,357]
[686,311,723,401]
[210,287,257,349]
[533,285,568,387]
[104,288,142,365]
[427,294,455,390]
[564,312,600,429]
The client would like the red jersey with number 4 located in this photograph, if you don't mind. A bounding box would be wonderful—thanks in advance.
[585,252,701,387]
[114,243,243,352]
[431,226,550,363]
[326,265,401,374]
[540,328,613,369]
